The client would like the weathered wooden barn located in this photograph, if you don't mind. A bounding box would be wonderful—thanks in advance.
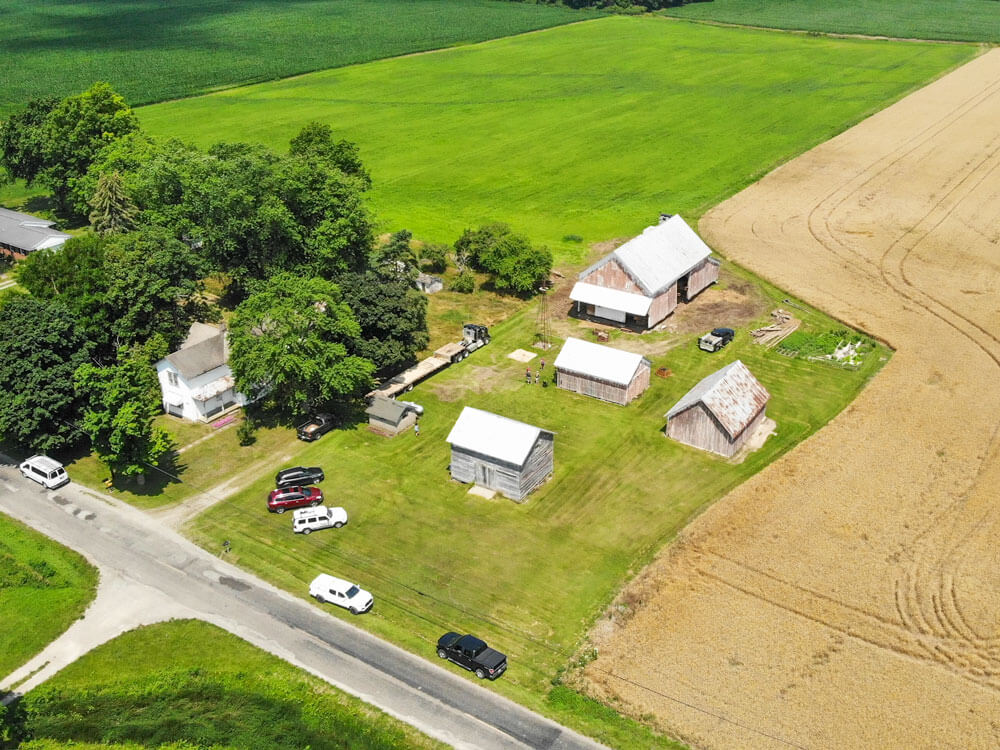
[0,207,71,259]
[569,214,719,329]
[553,337,651,405]
[365,396,417,437]
[664,360,770,457]
[445,407,554,501]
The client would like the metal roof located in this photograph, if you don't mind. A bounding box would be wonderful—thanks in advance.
[446,407,551,467]
[579,215,712,296]
[665,360,770,438]
[554,337,649,386]
[0,207,70,253]
[365,396,408,423]
[569,282,652,316]
[166,324,228,379]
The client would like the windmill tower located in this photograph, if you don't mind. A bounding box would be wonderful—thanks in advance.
[535,285,552,350]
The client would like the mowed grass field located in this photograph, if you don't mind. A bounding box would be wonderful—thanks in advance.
[0,513,97,679]
[139,15,976,261]
[186,283,888,746]
[17,620,446,750]
[662,0,1000,43]
[0,0,592,116]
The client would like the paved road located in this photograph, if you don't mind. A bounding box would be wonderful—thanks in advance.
[0,461,608,750]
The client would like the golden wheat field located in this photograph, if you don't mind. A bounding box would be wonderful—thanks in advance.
[583,49,1000,749]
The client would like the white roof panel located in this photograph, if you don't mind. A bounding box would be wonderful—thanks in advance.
[554,337,648,386]
[569,282,652,316]
[446,407,548,467]
[580,215,712,296]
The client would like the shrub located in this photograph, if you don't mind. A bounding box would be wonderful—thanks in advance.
[450,271,476,294]
[236,419,257,446]
[420,243,449,273]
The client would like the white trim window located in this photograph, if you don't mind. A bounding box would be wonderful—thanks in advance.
[167,371,179,387]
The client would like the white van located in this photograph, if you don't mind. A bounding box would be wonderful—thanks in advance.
[19,455,69,489]
[292,506,348,534]
[309,573,373,614]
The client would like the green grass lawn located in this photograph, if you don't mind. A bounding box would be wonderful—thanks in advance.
[662,0,1000,43]
[0,514,98,679]
[14,620,446,750]
[139,15,975,263]
[183,279,887,747]
[0,0,595,116]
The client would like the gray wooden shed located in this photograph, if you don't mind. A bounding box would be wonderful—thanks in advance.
[665,360,770,457]
[553,337,651,405]
[445,407,553,502]
[365,396,417,437]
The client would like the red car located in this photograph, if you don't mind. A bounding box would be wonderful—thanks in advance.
[267,486,324,514]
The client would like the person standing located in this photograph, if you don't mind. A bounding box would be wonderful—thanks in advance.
[414,422,420,437]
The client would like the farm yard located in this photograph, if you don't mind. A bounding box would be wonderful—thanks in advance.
[582,48,1000,750]
[662,0,1000,43]
[181,280,888,746]
[0,0,592,116]
[137,16,975,260]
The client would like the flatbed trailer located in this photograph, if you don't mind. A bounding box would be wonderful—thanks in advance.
[365,323,490,401]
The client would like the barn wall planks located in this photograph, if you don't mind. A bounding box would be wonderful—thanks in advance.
[648,284,677,326]
[684,258,720,301]
[556,362,650,405]
[667,401,766,457]
[449,435,554,501]
[584,259,637,293]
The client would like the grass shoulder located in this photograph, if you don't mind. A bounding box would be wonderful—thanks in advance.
[12,619,446,750]
[0,513,98,679]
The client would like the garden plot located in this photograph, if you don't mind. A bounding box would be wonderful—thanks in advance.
[583,49,1000,750]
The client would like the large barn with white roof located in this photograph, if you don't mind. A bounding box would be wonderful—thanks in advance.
[553,337,651,405]
[664,360,770,458]
[570,214,719,329]
[445,407,554,501]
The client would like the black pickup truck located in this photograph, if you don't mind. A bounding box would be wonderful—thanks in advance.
[296,414,335,442]
[436,632,507,680]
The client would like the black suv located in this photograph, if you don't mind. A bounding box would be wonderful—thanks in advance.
[436,632,507,680]
[275,466,325,489]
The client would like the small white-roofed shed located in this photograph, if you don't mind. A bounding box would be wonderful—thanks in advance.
[445,407,554,501]
[554,337,651,405]
[665,360,770,457]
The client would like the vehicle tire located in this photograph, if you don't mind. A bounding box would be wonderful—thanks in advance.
[276,507,286,514]
[475,668,487,680]
[333,521,344,528]
[310,500,320,507]
[484,337,491,345]
[405,384,414,392]
[315,594,325,603]
[349,606,359,614]
[437,648,448,659]
[302,528,311,535]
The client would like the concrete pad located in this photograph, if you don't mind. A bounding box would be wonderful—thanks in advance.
[507,349,536,363]
[468,485,497,499]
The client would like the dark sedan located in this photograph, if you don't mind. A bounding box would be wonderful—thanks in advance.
[275,466,325,489]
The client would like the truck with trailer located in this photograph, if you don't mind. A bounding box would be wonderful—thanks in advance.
[367,324,490,401]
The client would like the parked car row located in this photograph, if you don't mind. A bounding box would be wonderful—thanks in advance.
[270,463,508,679]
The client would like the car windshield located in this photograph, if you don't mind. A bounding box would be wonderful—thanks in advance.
[345,585,360,598]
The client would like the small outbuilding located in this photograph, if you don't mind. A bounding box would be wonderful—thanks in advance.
[365,396,418,437]
[664,360,770,458]
[553,337,651,405]
[445,407,553,502]
[415,273,444,294]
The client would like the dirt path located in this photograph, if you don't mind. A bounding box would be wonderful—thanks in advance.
[582,49,1000,749]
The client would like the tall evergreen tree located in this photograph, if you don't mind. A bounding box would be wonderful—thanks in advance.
[88,171,136,234]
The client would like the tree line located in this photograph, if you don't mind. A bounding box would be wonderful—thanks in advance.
[0,83,551,479]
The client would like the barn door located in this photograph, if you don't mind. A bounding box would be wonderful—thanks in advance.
[476,463,495,487]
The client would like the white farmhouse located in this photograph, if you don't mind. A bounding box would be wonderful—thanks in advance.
[155,323,247,422]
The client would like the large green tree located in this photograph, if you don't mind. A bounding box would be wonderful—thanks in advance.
[0,97,57,184]
[74,348,173,479]
[340,269,428,379]
[453,223,552,294]
[104,226,208,348]
[0,297,91,451]
[39,83,139,213]
[228,273,374,413]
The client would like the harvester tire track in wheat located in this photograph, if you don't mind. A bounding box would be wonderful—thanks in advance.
[583,50,1000,749]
